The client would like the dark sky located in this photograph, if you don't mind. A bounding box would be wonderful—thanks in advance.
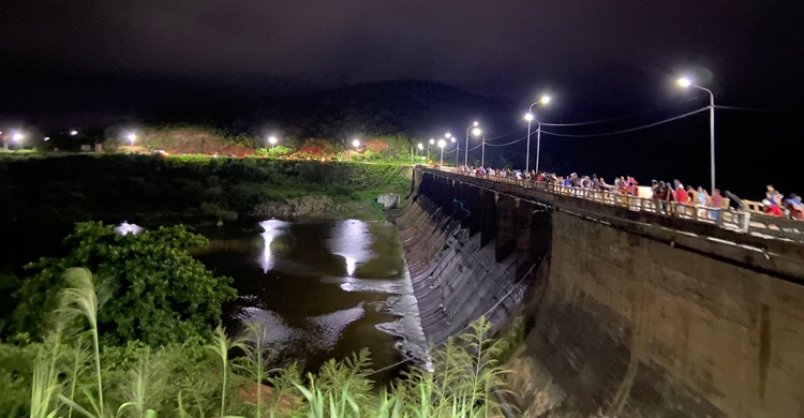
[2,0,802,107]
[2,0,803,196]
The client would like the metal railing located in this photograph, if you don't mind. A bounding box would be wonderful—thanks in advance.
[425,167,803,242]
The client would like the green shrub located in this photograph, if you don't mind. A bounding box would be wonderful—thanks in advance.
[11,222,236,346]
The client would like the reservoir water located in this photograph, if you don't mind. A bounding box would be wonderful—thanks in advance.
[196,219,427,381]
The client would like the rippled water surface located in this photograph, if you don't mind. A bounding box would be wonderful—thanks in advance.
[197,219,426,381]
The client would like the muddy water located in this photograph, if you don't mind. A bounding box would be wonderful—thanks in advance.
[197,219,427,382]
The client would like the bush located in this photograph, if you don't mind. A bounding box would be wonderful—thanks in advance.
[11,222,236,346]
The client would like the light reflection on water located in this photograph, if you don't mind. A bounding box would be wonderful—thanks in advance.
[200,219,427,380]
[258,219,289,273]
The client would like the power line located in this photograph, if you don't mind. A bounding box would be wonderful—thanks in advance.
[715,105,793,113]
[541,106,709,138]
[540,97,702,127]
[485,134,527,147]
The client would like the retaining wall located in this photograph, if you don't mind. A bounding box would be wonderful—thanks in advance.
[398,168,804,418]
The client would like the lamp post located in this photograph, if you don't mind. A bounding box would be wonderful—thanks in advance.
[677,76,716,192]
[524,94,551,173]
[464,121,479,167]
[428,138,435,161]
[450,136,458,166]
[126,132,137,145]
[417,143,424,163]
[437,139,446,166]
[352,138,360,150]
[268,135,278,148]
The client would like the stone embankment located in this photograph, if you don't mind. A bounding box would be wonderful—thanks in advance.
[396,167,804,418]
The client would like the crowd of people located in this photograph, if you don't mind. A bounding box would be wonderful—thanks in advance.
[455,165,803,221]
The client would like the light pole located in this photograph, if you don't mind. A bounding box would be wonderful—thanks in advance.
[352,138,360,151]
[480,131,487,167]
[417,143,424,163]
[464,121,479,167]
[126,132,137,145]
[524,94,551,173]
[677,76,716,192]
[450,136,458,166]
[268,135,278,148]
[427,138,435,161]
[437,139,446,166]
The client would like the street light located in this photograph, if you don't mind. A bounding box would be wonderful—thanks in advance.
[352,138,360,150]
[427,138,435,160]
[126,132,137,144]
[524,94,551,173]
[12,132,24,143]
[677,76,716,192]
[69,130,79,136]
[268,135,278,148]
[464,122,481,167]
[437,139,447,166]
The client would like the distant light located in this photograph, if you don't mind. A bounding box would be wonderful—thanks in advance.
[69,130,79,136]
[429,138,435,145]
[44,136,50,142]
[437,139,446,148]
[471,127,482,136]
[540,95,552,105]
[473,121,479,127]
[450,137,456,143]
[444,132,452,139]
[677,77,692,88]
[268,135,278,145]
[523,113,535,122]
[115,222,143,236]
[417,143,424,150]
[126,133,137,144]
[352,138,360,148]
[12,132,24,143]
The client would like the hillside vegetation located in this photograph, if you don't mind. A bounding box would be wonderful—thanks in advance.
[0,154,411,225]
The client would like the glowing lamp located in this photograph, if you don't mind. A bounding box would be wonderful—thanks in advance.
[677,77,692,88]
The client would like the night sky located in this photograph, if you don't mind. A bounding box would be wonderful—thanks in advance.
[1,0,803,195]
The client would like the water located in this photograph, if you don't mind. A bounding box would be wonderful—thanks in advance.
[196,219,427,382]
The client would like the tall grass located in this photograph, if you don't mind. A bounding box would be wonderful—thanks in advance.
[14,269,514,418]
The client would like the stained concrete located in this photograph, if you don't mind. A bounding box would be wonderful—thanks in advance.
[397,168,804,418]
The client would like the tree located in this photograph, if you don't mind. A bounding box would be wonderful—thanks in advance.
[12,222,236,346]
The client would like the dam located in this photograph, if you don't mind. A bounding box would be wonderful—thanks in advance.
[395,166,804,417]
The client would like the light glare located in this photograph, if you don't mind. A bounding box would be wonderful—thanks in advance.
[677,77,692,88]
[352,138,360,148]
[540,95,551,105]
[523,113,535,122]
[471,127,482,136]
[417,143,424,150]
[268,135,278,145]
[437,139,446,148]
[428,138,435,145]
[473,121,479,127]
[69,130,79,136]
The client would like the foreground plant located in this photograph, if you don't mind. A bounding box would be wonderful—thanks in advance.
[16,267,512,418]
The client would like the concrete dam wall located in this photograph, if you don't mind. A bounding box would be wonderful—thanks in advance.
[395,168,804,418]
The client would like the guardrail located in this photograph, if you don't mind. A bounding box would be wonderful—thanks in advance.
[424,166,804,242]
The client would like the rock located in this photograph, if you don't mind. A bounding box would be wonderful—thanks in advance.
[377,193,400,209]
[252,195,335,218]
